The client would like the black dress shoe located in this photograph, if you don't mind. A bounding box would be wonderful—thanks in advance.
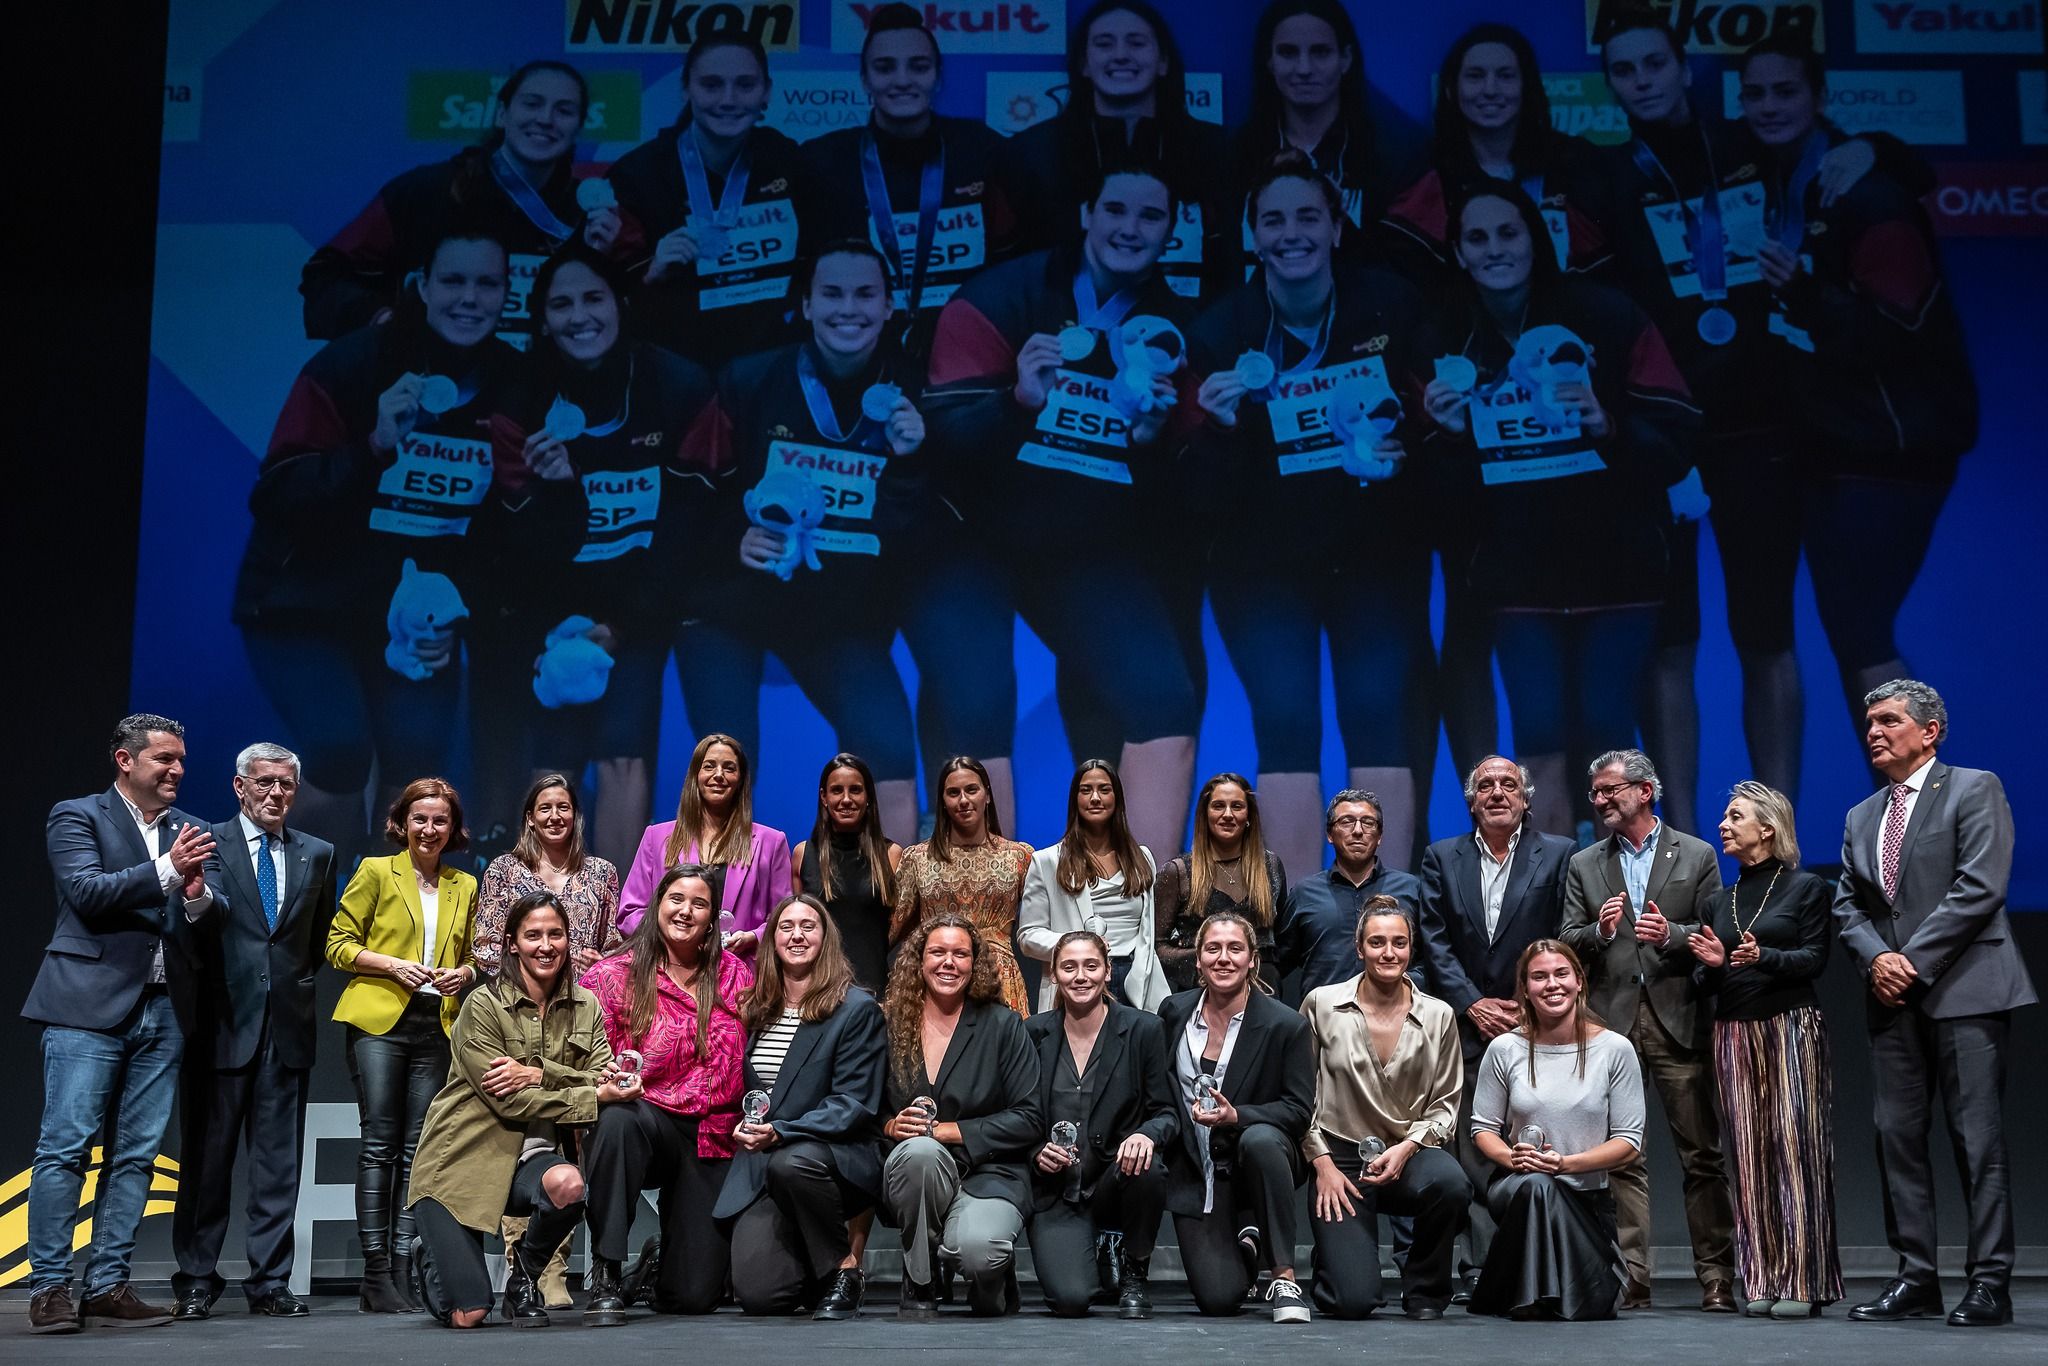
[1404,1304,1444,1321]
[172,1288,214,1321]
[1451,1271,1479,1305]
[1947,1281,2013,1327]
[814,1268,865,1321]
[898,1277,939,1321]
[249,1289,309,1318]
[1848,1277,1945,1322]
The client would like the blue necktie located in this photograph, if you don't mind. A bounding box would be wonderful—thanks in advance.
[258,832,280,932]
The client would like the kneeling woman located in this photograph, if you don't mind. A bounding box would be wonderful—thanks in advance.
[581,865,753,1318]
[879,914,1040,1318]
[406,892,637,1328]
[1468,940,1644,1321]
[1160,912,1316,1323]
[715,894,888,1319]
[1025,930,1177,1318]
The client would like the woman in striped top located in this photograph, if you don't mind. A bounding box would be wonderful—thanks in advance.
[716,894,889,1320]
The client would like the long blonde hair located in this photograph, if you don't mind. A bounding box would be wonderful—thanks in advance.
[663,733,756,870]
[1186,773,1275,927]
[738,894,857,1031]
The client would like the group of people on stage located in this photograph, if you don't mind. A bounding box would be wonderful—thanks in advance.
[27,676,2032,1336]
[242,1,1974,887]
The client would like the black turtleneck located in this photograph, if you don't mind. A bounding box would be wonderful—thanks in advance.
[1701,856,1831,1021]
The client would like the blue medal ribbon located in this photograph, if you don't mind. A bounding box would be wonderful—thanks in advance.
[1071,267,1138,337]
[488,148,576,243]
[1259,290,1335,391]
[1629,130,1731,303]
[860,129,947,317]
[677,126,753,250]
[1769,131,1828,253]
[795,346,888,451]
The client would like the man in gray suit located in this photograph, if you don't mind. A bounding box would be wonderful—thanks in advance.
[1560,750,1734,1312]
[171,742,337,1321]
[1834,680,2035,1328]
[25,714,219,1334]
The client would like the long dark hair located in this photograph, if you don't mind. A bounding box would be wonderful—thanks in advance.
[498,891,573,1009]
[1055,759,1153,897]
[1444,177,1564,311]
[928,755,1004,863]
[1431,24,1552,183]
[663,733,756,870]
[808,753,897,905]
[738,893,857,1031]
[1185,773,1275,928]
[453,59,588,207]
[1059,2,1192,181]
[882,913,1003,1087]
[1245,0,1374,170]
[510,772,587,875]
[623,864,730,1056]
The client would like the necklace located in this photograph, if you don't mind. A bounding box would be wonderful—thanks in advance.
[1730,863,1784,939]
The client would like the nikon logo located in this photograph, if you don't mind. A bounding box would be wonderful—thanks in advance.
[1586,0,1826,54]
[566,0,800,52]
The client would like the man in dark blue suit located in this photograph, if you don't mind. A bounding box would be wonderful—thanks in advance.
[170,742,337,1321]
[25,714,220,1335]
[1417,755,1574,1298]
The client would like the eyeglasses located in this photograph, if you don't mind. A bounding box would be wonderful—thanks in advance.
[240,775,299,793]
[1329,816,1381,831]
[1588,781,1641,802]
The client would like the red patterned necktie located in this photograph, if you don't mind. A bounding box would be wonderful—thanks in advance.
[1880,783,1911,901]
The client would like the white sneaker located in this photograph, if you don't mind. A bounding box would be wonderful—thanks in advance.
[1266,1277,1311,1324]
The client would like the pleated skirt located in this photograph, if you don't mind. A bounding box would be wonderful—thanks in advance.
[1712,1005,1844,1305]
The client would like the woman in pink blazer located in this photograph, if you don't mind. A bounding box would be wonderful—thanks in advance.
[618,733,792,951]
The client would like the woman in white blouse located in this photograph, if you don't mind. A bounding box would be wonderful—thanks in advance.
[1467,939,1644,1321]
[1018,760,1169,1010]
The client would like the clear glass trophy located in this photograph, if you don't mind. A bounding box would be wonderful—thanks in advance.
[1517,1123,1547,1150]
[1194,1073,1220,1114]
[1050,1120,1081,1155]
[742,1089,770,1127]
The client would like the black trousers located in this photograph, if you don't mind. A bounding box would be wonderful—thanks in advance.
[346,995,447,1255]
[1869,1008,2016,1290]
[1029,1161,1168,1315]
[1171,1123,1300,1317]
[584,1100,731,1313]
[1308,1145,1469,1318]
[729,1141,869,1315]
[171,1016,309,1301]
[413,1152,580,1322]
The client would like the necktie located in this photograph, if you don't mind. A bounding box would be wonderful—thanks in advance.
[258,832,281,931]
[1880,783,1910,901]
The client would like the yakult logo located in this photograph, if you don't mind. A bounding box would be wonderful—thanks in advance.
[1854,0,2040,51]
[832,1,1065,54]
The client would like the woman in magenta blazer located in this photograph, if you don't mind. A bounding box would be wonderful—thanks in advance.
[619,733,792,951]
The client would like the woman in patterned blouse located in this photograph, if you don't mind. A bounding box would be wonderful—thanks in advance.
[472,773,621,977]
[890,757,1034,1015]
[579,864,754,1319]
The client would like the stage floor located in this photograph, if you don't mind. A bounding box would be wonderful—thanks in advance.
[5,1278,2045,1362]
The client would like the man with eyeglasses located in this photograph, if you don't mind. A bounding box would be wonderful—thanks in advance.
[1558,749,1733,1313]
[1275,790,1423,1001]
[169,742,338,1321]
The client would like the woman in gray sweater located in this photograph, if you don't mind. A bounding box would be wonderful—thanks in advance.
[1467,939,1644,1320]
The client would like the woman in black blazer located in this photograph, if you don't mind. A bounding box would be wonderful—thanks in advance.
[1025,930,1179,1319]
[877,913,1040,1319]
[717,894,887,1320]
[1159,910,1316,1323]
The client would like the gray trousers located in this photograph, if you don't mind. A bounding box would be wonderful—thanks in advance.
[1608,998,1735,1287]
[882,1137,1023,1291]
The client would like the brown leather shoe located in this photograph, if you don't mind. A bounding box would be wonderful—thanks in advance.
[81,1283,174,1327]
[1622,1277,1653,1310]
[28,1285,82,1334]
[1702,1282,1738,1313]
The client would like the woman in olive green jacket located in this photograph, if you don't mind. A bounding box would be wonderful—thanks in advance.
[406,890,641,1328]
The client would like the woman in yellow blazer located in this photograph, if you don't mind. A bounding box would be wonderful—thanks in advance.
[326,776,479,1313]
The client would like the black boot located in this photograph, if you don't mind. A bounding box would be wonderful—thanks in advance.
[356,1248,410,1314]
[898,1276,939,1322]
[814,1268,865,1321]
[390,1243,424,1313]
[584,1257,628,1328]
[619,1236,661,1307]
[1092,1231,1124,1306]
[1118,1253,1153,1321]
[501,1245,550,1328]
